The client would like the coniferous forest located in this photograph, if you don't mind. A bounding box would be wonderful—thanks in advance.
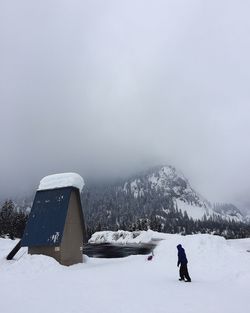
[0,200,28,239]
[1,193,250,241]
[1,166,250,241]
[82,183,250,240]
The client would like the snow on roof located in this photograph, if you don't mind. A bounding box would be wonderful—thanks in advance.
[37,173,85,192]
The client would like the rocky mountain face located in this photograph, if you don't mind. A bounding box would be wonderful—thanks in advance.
[213,203,244,221]
[123,165,209,207]
[2,165,249,239]
[82,165,248,238]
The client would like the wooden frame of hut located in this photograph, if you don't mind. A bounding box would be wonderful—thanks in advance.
[21,186,87,266]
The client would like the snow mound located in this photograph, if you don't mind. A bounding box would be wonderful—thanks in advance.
[38,173,85,192]
[1,233,250,313]
[89,230,166,244]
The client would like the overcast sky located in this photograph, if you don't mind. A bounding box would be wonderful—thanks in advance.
[0,0,250,209]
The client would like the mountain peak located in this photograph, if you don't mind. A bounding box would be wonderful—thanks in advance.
[123,164,207,207]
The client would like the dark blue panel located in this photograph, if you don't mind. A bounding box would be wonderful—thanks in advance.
[21,187,73,247]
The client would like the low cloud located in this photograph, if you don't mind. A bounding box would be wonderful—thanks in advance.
[1,1,250,210]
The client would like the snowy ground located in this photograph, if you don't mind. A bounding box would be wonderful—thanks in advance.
[1,233,250,313]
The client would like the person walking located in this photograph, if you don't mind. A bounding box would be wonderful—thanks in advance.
[177,244,191,282]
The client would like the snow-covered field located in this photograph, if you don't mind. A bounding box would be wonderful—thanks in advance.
[1,233,250,313]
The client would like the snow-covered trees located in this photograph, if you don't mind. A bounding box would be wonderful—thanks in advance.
[0,200,28,239]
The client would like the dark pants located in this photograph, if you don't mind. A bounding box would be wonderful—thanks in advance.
[179,263,191,281]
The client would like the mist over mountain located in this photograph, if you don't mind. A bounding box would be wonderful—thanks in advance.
[1,165,248,219]
[1,164,250,239]
[1,1,250,212]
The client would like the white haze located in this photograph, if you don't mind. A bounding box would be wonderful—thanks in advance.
[0,1,250,210]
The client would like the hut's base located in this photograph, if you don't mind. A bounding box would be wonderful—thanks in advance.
[28,246,83,266]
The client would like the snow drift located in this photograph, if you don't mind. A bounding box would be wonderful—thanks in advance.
[88,230,166,244]
[1,232,250,313]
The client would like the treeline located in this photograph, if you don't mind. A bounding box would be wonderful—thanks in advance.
[1,193,250,241]
[0,200,28,239]
[82,185,250,240]
[2,166,249,241]
[86,208,250,240]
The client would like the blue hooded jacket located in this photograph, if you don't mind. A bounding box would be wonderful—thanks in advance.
[177,244,188,265]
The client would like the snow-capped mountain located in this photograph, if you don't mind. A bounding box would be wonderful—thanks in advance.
[123,165,208,206]
[81,165,246,238]
[6,165,247,239]
[120,165,243,222]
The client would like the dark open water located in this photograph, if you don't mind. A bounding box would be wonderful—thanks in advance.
[83,243,156,258]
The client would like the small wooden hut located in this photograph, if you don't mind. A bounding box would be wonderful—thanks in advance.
[21,174,87,266]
